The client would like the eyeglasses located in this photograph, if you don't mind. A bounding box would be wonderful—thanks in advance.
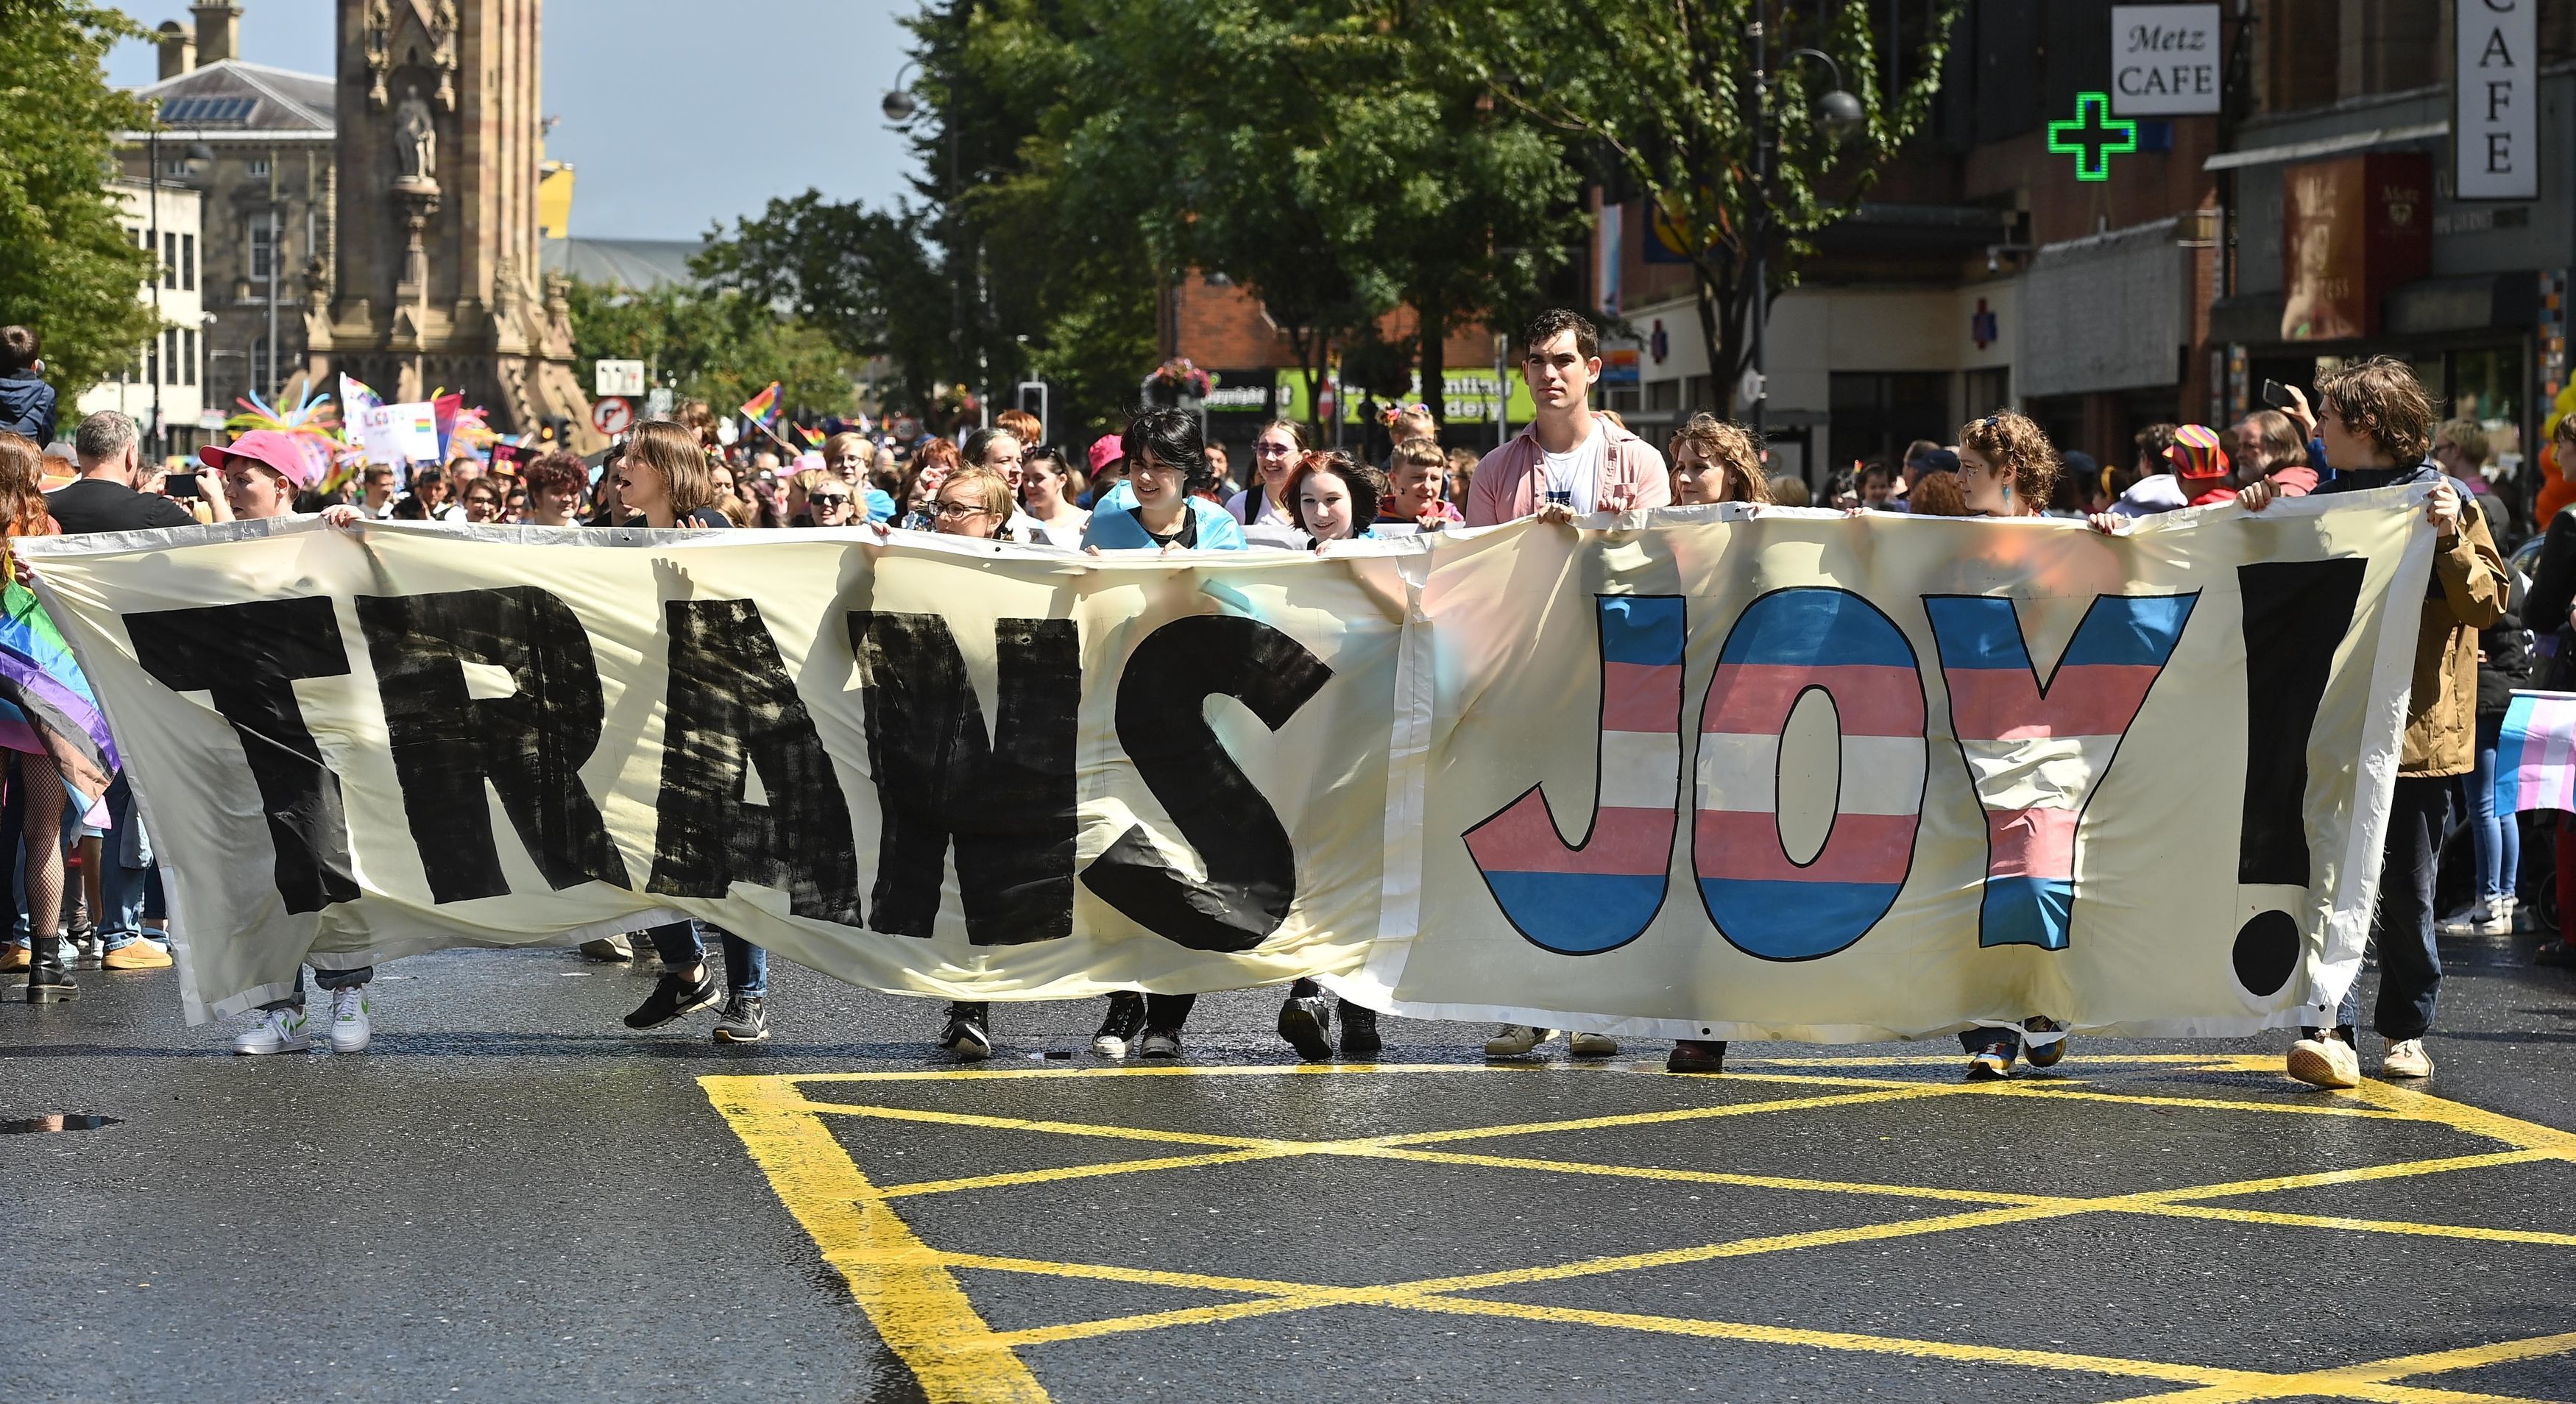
[933,499,992,519]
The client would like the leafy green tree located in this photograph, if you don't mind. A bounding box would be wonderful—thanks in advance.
[0,1,160,397]
[1458,0,1963,416]
[692,194,947,419]
[561,279,852,428]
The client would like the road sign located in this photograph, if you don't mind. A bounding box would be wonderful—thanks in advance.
[645,386,674,419]
[594,359,646,397]
[591,396,634,436]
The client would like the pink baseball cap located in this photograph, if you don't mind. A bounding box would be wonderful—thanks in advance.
[199,429,316,489]
[1088,433,1125,475]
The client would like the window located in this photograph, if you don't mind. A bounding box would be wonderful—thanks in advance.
[158,96,255,125]
[160,158,193,177]
[182,233,196,291]
[146,335,160,386]
[163,232,178,289]
[245,156,270,179]
[250,338,272,396]
[1828,371,1953,475]
[248,221,273,283]
[183,329,197,387]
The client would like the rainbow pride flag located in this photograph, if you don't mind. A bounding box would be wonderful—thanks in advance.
[0,578,117,817]
[739,382,782,426]
[795,423,824,447]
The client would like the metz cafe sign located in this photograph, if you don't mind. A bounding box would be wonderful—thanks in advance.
[2110,4,2221,116]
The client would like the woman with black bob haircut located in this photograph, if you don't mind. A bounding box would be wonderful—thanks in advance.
[1080,408,1248,552]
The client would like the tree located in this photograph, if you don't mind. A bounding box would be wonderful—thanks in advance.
[1458,0,1963,419]
[693,194,947,418]
[561,279,853,426]
[0,1,160,397]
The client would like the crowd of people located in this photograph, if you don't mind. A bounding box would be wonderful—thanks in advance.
[1,311,2567,1088]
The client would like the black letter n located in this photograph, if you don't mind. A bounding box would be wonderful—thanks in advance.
[852,613,1077,944]
[126,597,360,914]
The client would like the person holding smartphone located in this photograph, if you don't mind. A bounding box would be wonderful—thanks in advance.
[46,411,200,534]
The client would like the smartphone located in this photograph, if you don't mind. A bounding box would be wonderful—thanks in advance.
[162,472,199,498]
[2260,379,2297,412]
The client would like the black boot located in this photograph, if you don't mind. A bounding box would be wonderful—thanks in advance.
[1666,1039,1725,1074]
[1277,979,1334,1061]
[24,939,74,1003]
[1336,1001,1381,1057]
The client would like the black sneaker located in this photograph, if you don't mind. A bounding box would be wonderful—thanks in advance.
[940,1001,991,1061]
[1277,992,1334,1061]
[623,966,719,1029]
[1091,991,1147,1057]
[712,993,768,1043]
[1666,1039,1727,1074]
[1337,1001,1381,1057]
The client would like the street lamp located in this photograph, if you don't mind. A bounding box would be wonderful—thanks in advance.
[1747,18,1864,452]
[144,102,213,463]
[882,60,919,124]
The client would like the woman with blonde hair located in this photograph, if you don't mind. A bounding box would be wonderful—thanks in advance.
[1666,414,1770,506]
[0,432,74,1000]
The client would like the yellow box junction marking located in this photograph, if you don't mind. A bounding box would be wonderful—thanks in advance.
[701,1054,2576,1404]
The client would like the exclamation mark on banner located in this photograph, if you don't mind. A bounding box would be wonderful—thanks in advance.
[2232,559,2366,996]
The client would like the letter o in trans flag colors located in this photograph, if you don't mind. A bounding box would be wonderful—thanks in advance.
[1694,588,1928,960]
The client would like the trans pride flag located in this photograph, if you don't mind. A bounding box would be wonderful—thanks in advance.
[2499,690,2576,814]
[0,578,118,818]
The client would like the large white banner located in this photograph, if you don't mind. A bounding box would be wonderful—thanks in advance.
[21,489,2432,1039]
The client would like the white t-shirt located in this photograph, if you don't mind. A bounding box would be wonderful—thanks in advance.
[1022,508,1089,547]
[1538,423,1604,514]
[1225,487,1295,528]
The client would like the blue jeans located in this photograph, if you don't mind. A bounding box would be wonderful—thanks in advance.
[259,964,373,1012]
[2466,713,2518,905]
[643,920,766,997]
[96,774,156,952]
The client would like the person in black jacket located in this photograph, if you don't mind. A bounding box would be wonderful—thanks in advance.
[0,327,56,447]
[2446,494,2532,936]
[2518,413,2576,966]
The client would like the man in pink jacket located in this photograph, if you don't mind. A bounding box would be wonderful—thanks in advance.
[1465,308,1673,528]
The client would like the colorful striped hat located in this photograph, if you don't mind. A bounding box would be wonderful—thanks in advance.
[2165,424,2230,481]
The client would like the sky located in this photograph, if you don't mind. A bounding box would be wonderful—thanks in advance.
[106,0,923,241]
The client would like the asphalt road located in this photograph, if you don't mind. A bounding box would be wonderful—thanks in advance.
[4,929,2575,1403]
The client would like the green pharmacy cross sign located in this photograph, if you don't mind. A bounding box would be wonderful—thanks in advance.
[2048,92,2138,182]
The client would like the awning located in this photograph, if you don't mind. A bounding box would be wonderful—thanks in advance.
[2203,121,2448,171]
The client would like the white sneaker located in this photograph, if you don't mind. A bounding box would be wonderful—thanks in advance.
[2477,898,2516,935]
[1566,1030,1620,1057]
[328,987,372,1054]
[2380,1038,2433,1079]
[233,1007,311,1055]
[2285,1030,2360,1089]
[1484,1024,1557,1057]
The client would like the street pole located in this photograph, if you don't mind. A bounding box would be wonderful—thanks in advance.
[266,146,280,405]
[1749,7,1769,450]
[149,116,164,462]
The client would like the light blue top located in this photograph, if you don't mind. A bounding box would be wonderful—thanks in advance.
[1080,495,1249,550]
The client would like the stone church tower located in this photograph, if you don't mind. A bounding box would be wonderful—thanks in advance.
[304,0,595,449]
